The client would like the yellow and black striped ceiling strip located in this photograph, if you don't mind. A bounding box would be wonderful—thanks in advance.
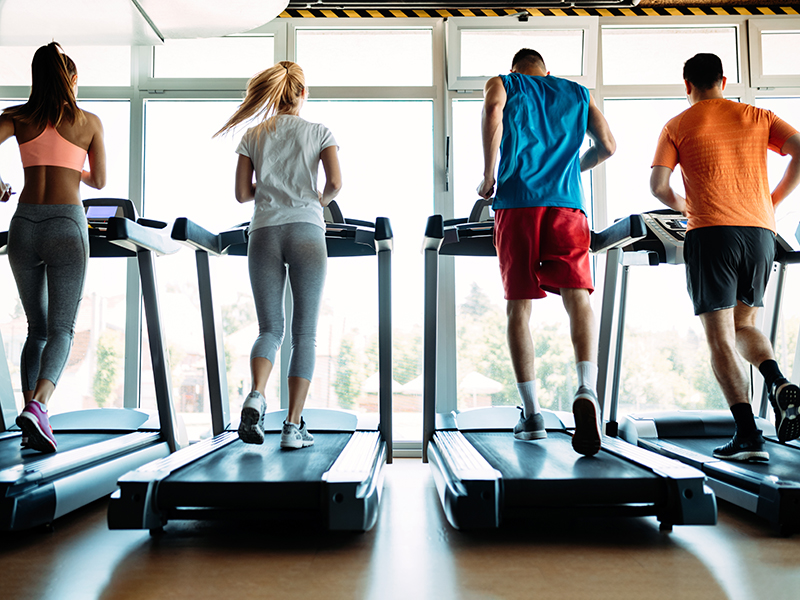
[279,6,799,18]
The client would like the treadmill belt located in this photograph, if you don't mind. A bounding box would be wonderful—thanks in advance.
[464,431,664,508]
[651,437,800,491]
[0,432,122,470]
[158,433,352,510]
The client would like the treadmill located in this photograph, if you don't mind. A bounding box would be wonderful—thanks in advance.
[602,209,800,535]
[0,198,183,530]
[422,199,717,530]
[108,202,393,532]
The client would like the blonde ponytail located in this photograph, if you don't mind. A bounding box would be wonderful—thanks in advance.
[215,61,306,137]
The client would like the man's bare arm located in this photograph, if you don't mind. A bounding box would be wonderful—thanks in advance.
[580,95,616,172]
[772,133,800,208]
[477,76,506,199]
[650,165,687,214]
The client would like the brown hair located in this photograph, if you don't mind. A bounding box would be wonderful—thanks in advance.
[2,42,84,128]
[215,61,306,137]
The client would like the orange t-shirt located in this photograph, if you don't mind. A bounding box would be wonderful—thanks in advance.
[652,99,798,232]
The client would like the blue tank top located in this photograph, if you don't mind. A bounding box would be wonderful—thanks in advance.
[494,74,590,213]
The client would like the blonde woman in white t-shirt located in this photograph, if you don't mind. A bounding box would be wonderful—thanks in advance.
[215,61,342,449]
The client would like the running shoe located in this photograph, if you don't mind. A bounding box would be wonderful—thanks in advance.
[513,406,547,440]
[571,386,602,457]
[770,378,800,443]
[15,401,57,453]
[713,430,769,462]
[280,418,314,449]
[238,391,266,444]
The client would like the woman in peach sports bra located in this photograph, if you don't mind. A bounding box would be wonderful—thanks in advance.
[0,42,106,453]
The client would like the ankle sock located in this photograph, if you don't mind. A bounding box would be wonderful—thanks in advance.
[730,402,758,437]
[758,359,784,392]
[517,381,540,418]
[577,361,598,392]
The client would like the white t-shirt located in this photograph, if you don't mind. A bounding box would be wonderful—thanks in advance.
[236,114,337,233]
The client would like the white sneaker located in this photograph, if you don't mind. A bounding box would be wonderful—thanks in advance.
[238,391,266,444]
[280,418,314,449]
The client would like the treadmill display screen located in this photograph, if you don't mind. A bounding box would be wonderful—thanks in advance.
[86,205,119,220]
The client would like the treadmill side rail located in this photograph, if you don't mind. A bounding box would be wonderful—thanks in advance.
[108,431,239,530]
[601,437,717,526]
[322,431,387,531]
[428,430,501,529]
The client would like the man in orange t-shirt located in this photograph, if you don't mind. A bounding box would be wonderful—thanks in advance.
[651,53,800,462]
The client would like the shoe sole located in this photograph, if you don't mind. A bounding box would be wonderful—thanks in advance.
[280,438,314,449]
[514,430,547,441]
[774,383,800,443]
[238,407,265,445]
[15,414,57,454]
[572,398,601,457]
[712,450,769,462]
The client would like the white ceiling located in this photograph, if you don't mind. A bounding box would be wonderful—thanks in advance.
[0,0,289,45]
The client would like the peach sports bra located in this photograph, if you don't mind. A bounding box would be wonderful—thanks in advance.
[19,124,87,172]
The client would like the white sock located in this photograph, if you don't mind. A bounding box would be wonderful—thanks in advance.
[577,361,598,392]
[517,381,540,418]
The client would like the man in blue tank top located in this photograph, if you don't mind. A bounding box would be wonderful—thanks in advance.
[478,48,616,456]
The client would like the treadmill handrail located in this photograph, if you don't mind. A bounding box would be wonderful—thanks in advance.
[104,217,182,256]
[171,217,224,255]
[590,214,647,253]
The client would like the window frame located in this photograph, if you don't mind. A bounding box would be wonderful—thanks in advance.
[446,16,599,91]
[748,17,800,88]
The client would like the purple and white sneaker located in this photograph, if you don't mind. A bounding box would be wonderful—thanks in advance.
[16,401,57,453]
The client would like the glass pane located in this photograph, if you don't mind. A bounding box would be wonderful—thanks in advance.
[153,37,274,79]
[0,46,130,87]
[756,97,800,380]
[461,30,584,78]
[302,101,433,442]
[756,97,800,248]
[451,98,594,412]
[617,267,725,417]
[602,28,739,86]
[0,100,130,416]
[296,29,432,86]
[143,101,253,441]
[761,32,800,76]
[604,98,688,221]
[452,99,591,225]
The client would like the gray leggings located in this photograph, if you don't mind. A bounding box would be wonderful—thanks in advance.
[248,222,327,381]
[7,203,89,391]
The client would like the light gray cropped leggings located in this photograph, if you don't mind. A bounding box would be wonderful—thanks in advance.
[248,222,327,381]
[7,203,89,391]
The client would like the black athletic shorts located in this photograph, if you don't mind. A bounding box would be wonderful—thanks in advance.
[683,226,776,316]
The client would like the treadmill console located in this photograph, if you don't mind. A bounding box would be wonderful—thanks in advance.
[627,210,686,265]
[84,198,137,232]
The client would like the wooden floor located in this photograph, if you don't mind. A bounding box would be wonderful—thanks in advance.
[1,459,798,600]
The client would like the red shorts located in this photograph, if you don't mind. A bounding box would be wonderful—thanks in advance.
[494,206,594,300]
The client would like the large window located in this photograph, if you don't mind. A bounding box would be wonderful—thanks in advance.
[296,28,432,86]
[2,15,799,450]
[602,26,740,86]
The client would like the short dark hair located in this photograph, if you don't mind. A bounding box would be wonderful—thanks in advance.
[512,48,546,72]
[683,53,724,91]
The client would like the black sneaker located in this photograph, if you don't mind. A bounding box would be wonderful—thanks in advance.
[513,407,547,440]
[571,386,602,457]
[713,430,769,462]
[770,379,800,443]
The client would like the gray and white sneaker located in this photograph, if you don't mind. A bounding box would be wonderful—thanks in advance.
[572,386,602,457]
[513,406,547,440]
[280,418,314,449]
[238,391,266,444]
